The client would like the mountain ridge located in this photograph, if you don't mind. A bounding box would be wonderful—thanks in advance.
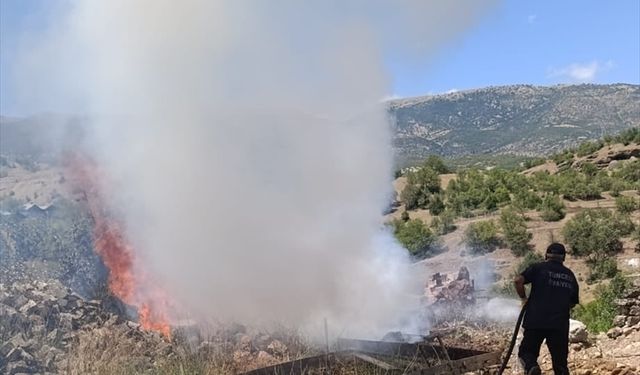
[389,83,640,165]
[2,84,639,165]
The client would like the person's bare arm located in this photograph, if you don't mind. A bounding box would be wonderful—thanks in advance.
[514,275,527,305]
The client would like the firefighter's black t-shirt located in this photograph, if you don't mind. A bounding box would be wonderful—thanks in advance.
[521,260,579,330]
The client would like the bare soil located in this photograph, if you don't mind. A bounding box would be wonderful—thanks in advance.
[0,164,74,205]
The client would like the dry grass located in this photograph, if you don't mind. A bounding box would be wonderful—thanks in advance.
[64,327,170,374]
[64,324,317,375]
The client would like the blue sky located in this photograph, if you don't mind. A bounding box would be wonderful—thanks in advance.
[1,0,639,115]
[389,0,640,97]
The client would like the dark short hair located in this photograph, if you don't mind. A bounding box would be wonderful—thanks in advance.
[546,243,566,255]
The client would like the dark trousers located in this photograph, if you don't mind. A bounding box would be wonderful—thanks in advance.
[518,328,569,375]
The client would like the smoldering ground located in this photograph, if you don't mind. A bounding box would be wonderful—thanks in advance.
[8,1,498,338]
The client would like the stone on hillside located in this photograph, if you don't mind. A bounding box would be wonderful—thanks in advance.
[607,327,622,339]
[253,333,273,350]
[0,280,172,374]
[629,305,640,316]
[233,350,252,363]
[626,316,640,327]
[197,341,214,355]
[126,320,141,330]
[626,288,640,299]
[615,299,632,315]
[237,334,253,351]
[10,295,28,308]
[6,347,33,363]
[0,341,14,359]
[57,313,73,331]
[1,334,27,356]
[29,318,46,337]
[613,315,627,328]
[266,339,288,357]
[0,302,17,317]
[6,360,34,375]
[569,319,588,343]
[18,300,37,314]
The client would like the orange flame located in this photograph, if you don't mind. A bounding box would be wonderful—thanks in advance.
[65,154,172,338]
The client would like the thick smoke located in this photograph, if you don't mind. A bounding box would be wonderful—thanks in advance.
[12,1,497,337]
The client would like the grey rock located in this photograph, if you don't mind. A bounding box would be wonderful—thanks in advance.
[253,333,272,350]
[267,339,288,356]
[625,288,640,299]
[627,315,640,327]
[0,280,174,374]
[1,338,18,357]
[0,302,17,317]
[615,299,631,315]
[2,334,27,355]
[57,313,73,331]
[126,320,141,330]
[607,327,623,339]
[18,300,36,314]
[613,315,627,327]
[10,295,28,309]
[6,347,33,363]
[6,360,34,375]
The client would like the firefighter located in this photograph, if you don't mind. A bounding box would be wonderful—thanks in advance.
[514,243,579,375]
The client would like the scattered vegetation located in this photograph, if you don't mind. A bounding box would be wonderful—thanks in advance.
[512,189,541,211]
[604,127,640,145]
[575,140,604,157]
[401,164,441,210]
[492,251,544,297]
[463,220,500,254]
[516,251,545,274]
[521,157,546,170]
[429,210,456,235]
[573,274,629,333]
[397,129,639,259]
[588,258,619,283]
[421,155,451,174]
[537,194,565,222]
[390,219,437,257]
[615,195,638,214]
[563,209,635,280]
[499,207,532,256]
[445,154,536,171]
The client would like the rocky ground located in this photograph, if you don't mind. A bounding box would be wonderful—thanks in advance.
[1,276,639,374]
[0,279,172,374]
[0,279,311,374]
[510,278,640,375]
[423,276,640,375]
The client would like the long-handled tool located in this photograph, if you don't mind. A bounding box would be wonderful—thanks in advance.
[497,302,527,375]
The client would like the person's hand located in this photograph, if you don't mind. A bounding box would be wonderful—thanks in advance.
[520,298,528,308]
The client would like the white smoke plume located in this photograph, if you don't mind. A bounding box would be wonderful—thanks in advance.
[11,1,497,338]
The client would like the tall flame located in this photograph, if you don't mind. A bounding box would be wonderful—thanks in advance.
[66,154,172,337]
